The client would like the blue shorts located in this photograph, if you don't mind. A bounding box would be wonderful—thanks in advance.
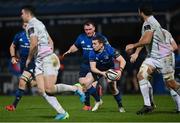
[20,57,35,77]
[79,63,91,78]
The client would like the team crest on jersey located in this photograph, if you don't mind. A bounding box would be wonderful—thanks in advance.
[104,55,109,59]
[87,45,91,48]
[25,43,29,46]
[19,38,23,42]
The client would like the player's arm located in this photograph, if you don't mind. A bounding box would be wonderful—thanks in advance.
[9,43,18,64]
[48,35,54,50]
[126,31,153,52]
[130,46,143,63]
[170,39,178,51]
[114,50,126,80]
[63,44,78,57]
[90,61,106,77]
[26,35,38,67]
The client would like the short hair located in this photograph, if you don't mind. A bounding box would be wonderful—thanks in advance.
[92,35,105,45]
[139,3,153,16]
[83,20,96,27]
[21,5,35,16]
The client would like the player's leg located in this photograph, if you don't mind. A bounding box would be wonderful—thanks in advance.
[108,80,125,112]
[53,83,85,103]
[80,72,101,111]
[136,59,155,115]
[43,54,69,120]
[5,71,32,111]
[169,88,180,113]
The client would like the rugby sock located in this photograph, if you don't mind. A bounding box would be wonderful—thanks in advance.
[55,84,76,92]
[147,82,154,106]
[13,88,25,108]
[87,86,100,102]
[176,87,180,96]
[113,92,122,107]
[84,91,90,106]
[43,93,65,114]
[170,89,180,111]
[139,79,151,106]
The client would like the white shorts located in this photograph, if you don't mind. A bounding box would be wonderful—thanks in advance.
[142,53,175,81]
[35,53,60,76]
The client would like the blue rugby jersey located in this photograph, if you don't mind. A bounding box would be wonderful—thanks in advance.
[74,32,109,66]
[12,31,30,58]
[89,45,121,71]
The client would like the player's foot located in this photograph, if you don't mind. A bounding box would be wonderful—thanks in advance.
[136,105,153,115]
[5,105,15,111]
[176,110,180,114]
[151,102,156,109]
[119,107,126,112]
[75,89,86,103]
[55,112,69,120]
[100,99,103,105]
[82,105,92,111]
[92,101,101,111]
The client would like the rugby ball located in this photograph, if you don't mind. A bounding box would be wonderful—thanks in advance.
[105,69,119,81]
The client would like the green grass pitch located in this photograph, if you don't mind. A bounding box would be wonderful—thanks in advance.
[0,94,180,122]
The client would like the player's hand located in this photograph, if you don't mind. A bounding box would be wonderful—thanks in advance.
[130,53,138,63]
[115,70,122,80]
[63,50,71,57]
[101,71,107,78]
[11,57,18,64]
[25,59,31,68]
[126,44,135,53]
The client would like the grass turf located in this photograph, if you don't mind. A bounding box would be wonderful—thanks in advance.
[0,94,180,122]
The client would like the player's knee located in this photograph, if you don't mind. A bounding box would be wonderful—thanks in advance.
[137,64,151,81]
[20,72,33,83]
[45,87,54,94]
[166,79,179,90]
[18,79,26,89]
[109,82,119,95]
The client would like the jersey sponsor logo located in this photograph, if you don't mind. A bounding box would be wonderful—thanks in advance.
[144,25,151,31]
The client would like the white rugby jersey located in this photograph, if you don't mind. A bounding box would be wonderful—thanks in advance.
[27,17,53,59]
[141,16,171,58]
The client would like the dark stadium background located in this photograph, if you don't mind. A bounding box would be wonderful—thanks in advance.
[0,0,180,95]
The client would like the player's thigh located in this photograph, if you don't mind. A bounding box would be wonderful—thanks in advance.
[79,72,94,87]
[137,59,156,80]
[35,74,45,94]
[43,54,60,76]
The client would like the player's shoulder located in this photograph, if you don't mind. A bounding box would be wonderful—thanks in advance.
[15,30,25,37]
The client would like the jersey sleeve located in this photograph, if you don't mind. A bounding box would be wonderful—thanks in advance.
[143,21,155,33]
[114,48,121,58]
[89,51,96,62]
[108,46,121,58]
[12,33,19,46]
[27,24,38,37]
[74,35,82,49]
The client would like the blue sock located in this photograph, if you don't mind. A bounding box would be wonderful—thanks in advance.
[13,88,25,108]
[87,86,100,102]
[84,91,90,106]
[113,92,122,107]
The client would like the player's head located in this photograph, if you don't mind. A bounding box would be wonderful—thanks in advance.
[21,5,35,23]
[83,20,96,37]
[92,35,105,52]
[138,3,153,21]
